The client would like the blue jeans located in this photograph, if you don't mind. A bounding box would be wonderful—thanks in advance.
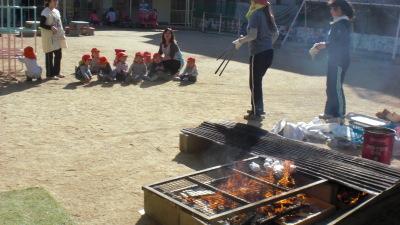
[324,62,348,118]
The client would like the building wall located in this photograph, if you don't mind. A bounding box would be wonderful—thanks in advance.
[153,0,171,24]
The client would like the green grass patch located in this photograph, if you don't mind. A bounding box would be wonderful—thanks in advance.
[0,187,75,225]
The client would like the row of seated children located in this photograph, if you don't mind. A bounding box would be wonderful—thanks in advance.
[75,48,198,84]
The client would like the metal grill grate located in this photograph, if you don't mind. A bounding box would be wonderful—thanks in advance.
[144,156,328,223]
[181,121,400,194]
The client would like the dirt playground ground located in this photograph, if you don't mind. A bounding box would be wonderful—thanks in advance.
[1,30,399,225]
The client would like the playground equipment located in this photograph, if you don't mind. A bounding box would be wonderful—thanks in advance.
[0,0,37,79]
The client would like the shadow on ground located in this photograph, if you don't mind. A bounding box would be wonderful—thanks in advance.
[142,30,400,99]
[0,79,49,96]
[173,144,250,171]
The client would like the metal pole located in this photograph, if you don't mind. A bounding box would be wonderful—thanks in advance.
[7,0,10,29]
[1,0,3,27]
[304,0,307,28]
[1,35,4,73]
[13,34,16,74]
[392,12,400,60]
[129,0,132,19]
[20,6,23,28]
[202,11,205,32]
[219,13,222,33]
[237,17,241,37]
[8,34,11,74]
[63,0,67,21]
[184,0,187,27]
[13,0,16,28]
[191,0,194,27]
[34,5,37,51]
[282,0,306,46]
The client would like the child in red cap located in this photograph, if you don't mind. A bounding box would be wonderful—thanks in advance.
[145,53,168,81]
[127,52,147,83]
[143,51,152,67]
[113,49,126,66]
[97,56,113,82]
[75,54,93,83]
[176,57,198,83]
[113,51,129,82]
[90,48,101,75]
[18,46,42,82]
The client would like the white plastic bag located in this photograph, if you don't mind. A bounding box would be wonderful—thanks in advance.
[283,122,305,141]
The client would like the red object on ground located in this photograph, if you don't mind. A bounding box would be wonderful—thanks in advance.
[362,127,396,165]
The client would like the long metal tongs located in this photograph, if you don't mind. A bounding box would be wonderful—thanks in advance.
[215,45,236,76]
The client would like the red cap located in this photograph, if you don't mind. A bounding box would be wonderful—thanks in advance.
[24,46,36,60]
[99,56,108,65]
[153,53,161,58]
[135,52,143,57]
[187,57,195,63]
[116,52,128,61]
[82,54,92,62]
[115,49,126,54]
[91,48,100,53]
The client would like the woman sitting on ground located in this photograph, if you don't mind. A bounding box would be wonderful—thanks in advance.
[158,28,184,77]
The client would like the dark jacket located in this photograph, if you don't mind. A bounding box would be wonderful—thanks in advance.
[158,42,179,59]
[326,18,352,67]
[99,63,112,75]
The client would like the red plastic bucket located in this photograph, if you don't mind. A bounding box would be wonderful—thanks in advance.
[362,127,396,165]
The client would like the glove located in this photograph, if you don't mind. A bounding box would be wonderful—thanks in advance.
[232,39,243,50]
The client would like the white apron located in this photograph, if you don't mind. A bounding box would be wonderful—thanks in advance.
[40,8,67,53]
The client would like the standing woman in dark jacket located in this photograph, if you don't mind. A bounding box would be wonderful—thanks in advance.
[158,28,184,76]
[232,0,279,121]
[315,0,354,122]
[40,0,67,79]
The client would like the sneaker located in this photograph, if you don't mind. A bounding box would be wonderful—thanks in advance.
[244,113,264,121]
[247,110,266,115]
[47,76,59,80]
[26,77,33,82]
[319,114,333,120]
[56,74,65,78]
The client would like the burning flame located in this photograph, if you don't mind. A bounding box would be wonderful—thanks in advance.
[257,194,307,216]
[181,160,300,215]
[337,191,368,206]
[200,193,237,210]
[218,172,278,202]
[277,161,296,188]
[259,160,296,189]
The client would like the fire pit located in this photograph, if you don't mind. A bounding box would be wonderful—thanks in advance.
[143,122,400,225]
[143,156,370,225]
